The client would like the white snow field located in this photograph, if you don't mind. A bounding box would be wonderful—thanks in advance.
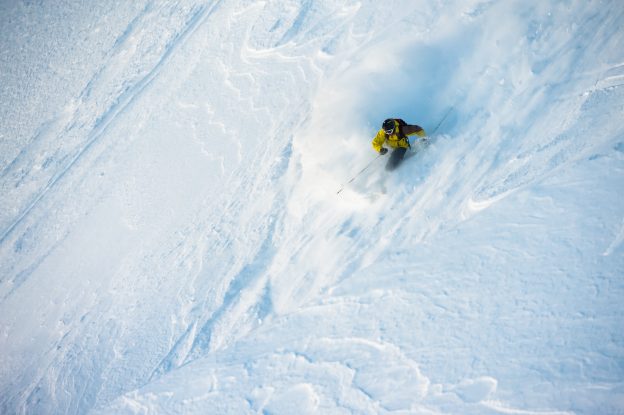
[1,0,623,413]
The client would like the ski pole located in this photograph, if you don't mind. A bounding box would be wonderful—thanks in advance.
[336,154,382,195]
[412,106,454,146]
[430,106,454,136]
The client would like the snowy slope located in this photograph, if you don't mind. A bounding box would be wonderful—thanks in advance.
[1,0,623,414]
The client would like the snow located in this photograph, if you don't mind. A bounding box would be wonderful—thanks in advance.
[1,0,623,414]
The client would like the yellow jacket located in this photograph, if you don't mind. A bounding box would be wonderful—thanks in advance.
[372,119,426,152]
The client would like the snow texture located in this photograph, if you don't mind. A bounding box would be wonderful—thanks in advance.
[1,0,623,414]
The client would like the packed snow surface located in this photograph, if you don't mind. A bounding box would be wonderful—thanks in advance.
[1,0,623,414]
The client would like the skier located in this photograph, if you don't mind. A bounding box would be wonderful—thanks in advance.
[372,118,426,171]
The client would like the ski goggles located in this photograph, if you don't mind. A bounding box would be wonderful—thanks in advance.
[384,127,395,135]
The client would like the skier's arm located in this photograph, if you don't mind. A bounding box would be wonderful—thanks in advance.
[372,130,386,152]
[403,124,426,137]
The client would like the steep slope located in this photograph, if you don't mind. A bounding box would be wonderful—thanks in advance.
[1,1,623,414]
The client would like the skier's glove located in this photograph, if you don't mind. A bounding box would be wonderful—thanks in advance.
[379,148,388,155]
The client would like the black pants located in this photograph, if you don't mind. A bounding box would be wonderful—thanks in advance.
[385,147,408,171]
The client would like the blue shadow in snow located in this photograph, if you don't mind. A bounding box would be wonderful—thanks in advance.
[356,29,478,136]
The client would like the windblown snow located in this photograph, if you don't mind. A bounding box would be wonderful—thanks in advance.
[1,1,623,414]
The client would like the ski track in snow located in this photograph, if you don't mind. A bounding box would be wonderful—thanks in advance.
[1,1,624,414]
[0,2,220,246]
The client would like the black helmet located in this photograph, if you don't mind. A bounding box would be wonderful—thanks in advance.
[382,119,395,134]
